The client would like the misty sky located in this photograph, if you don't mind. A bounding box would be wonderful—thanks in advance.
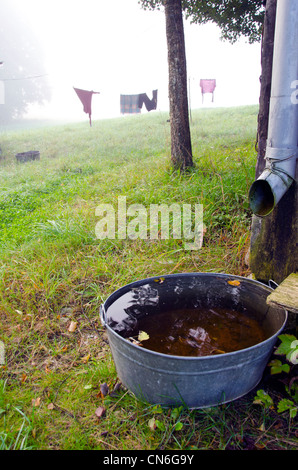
[4,0,262,122]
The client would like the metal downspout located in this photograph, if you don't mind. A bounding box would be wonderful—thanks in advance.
[249,0,298,217]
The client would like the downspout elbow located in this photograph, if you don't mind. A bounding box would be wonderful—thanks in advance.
[249,147,297,217]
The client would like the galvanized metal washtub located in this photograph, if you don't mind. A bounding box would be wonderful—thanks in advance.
[100,273,287,408]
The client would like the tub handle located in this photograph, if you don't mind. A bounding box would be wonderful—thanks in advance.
[100,304,107,328]
[268,279,279,290]
[259,279,279,290]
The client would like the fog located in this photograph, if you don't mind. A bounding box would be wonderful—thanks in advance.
[1,0,262,123]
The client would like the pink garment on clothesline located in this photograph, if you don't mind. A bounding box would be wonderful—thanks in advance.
[200,79,216,94]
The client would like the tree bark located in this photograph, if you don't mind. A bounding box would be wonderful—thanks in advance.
[255,0,277,178]
[164,0,193,170]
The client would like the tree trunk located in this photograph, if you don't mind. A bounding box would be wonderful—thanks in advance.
[250,0,298,285]
[164,0,193,170]
[255,0,277,178]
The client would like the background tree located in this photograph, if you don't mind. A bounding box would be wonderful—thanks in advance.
[164,0,193,170]
[254,0,276,178]
[183,0,266,43]
[0,1,50,123]
[141,0,266,43]
[140,0,268,171]
[142,0,193,169]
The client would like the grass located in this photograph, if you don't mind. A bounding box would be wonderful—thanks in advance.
[0,105,297,450]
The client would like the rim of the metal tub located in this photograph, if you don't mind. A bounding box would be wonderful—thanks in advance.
[101,272,288,361]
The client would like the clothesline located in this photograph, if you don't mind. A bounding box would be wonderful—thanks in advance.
[74,80,216,124]
[0,74,217,124]
[0,73,50,81]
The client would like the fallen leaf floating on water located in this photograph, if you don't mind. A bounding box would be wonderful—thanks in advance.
[228,280,241,286]
[127,337,141,345]
[138,331,150,342]
[127,332,149,346]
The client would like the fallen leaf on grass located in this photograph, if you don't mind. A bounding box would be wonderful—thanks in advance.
[32,397,41,407]
[109,382,122,397]
[259,423,266,431]
[47,403,55,410]
[68,321,78,332]
[22,314,32,322]
[95,406,106,420]
[148,417,156,431]
[255,442,267,450]
[174,422,183,431]
[228,280,241,286]
[84,384,93,390]
[81,354,90,363]
[273,420,283,430]
[21,373,27,383]
[100,382,109,397]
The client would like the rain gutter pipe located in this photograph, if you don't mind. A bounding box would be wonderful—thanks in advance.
[249,0,298,217]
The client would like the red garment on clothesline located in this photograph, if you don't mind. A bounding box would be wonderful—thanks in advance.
[73,87,100,126]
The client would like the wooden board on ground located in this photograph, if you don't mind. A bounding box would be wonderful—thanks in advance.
[266,273,298,314]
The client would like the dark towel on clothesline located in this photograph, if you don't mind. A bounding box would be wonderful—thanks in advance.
[120,90,158,114]
[73,87,100,126]
[138,90,158,112]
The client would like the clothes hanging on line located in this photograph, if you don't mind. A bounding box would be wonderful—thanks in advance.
[120,89,158,114]
[120,94,141,114]
[199,79,216,103]
[73,87,100,126]
[138,89,158,112]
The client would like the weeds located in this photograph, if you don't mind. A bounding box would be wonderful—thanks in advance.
[254,334,298,423]
[0,380,36,450]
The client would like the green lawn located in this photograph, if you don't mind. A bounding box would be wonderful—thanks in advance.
[0,106,297,450]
